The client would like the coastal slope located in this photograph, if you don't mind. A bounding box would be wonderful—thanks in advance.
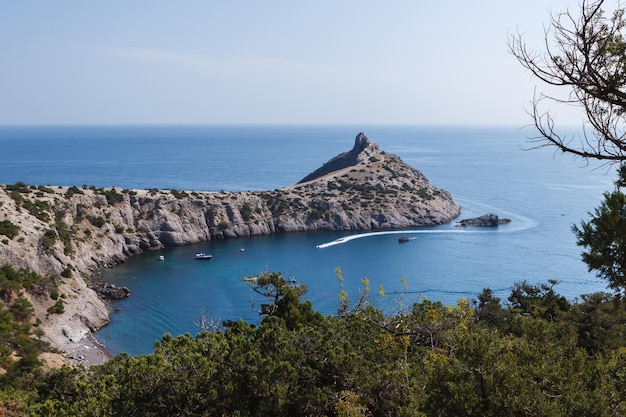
[0,132,460,354]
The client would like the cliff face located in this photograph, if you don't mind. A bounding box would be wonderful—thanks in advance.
[0,133,460,351]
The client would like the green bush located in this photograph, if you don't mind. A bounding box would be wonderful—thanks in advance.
[170,189,189,199]
[22,199,51,222]
[36,186,54,194]
[87,215,106,228]
[64,186,84,198]
[100,188,124,205]
[5,181,31,194]
[40,229,57,250]
[240,203,253,221]
[46,299,64,315]
[0,220,19,239]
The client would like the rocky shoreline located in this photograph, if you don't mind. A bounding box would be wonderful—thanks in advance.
[58,333,112,367]
[0,133,462,365]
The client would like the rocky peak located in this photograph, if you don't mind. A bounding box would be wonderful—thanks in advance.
[298,132,378,183]
[353,132,373,153]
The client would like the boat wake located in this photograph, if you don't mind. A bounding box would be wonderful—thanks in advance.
[316,229,467,248]
[316,215,535,249]
[316,200,538,249]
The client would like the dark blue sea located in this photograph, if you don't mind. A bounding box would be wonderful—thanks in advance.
[0,125,615,356]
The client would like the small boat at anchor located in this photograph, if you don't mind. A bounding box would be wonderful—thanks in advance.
[194,252,213,260]
[398,236,411,243]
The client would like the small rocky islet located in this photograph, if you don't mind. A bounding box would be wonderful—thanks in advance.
[455,213,512,227]
[0,132,462,362]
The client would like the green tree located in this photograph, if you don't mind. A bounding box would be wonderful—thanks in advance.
[473,288,506,327]
[507,279,570,321]
[245,271,314,329]
[567,292,626,353]
[574,165,626,299]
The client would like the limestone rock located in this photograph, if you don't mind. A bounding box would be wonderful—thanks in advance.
[90,281,131,300]
[455,213,511,227]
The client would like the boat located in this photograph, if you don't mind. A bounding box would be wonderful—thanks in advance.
[398,236,411,243]
[194,252,213,260]
[244,276,258,282]
[158,255,165,261]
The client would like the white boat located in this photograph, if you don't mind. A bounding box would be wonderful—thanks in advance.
[159,255,165,261]
[194,252,213,260]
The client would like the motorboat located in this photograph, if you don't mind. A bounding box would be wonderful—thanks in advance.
[194,252,213,260]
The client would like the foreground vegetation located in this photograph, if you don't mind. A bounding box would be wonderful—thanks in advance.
[0,269,625,416]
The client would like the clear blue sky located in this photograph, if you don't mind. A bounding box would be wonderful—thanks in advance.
[0,1,580,126]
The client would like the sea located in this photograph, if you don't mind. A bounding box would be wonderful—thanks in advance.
[0,125,616,356]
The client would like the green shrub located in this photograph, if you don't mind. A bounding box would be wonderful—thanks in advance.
[100,188,124,205]
[5,181,31,194]
[36,186,54,194]
[40,229,57,250]
[240,203,253,221]
[53,220,76,255]
[87,215,106,228]
[170,189,189,199]
[0,220,19,239]
[61,266,72,278]
[10,298,34,322]
[65,186,84,198]
[21,199,51,222]
[47,299,64,315]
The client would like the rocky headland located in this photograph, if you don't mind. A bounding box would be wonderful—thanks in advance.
[0,132,461,362]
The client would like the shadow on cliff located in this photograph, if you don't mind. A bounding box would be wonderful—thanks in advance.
[298,132,370,183]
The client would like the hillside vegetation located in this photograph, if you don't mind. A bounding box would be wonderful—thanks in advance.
[0,272,625,416]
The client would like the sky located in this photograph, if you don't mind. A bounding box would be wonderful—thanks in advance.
[0,0,584,126]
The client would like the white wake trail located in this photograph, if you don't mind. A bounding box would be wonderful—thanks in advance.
[315,229,470,248]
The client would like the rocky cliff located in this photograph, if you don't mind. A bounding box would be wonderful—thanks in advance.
[0,133,460,353]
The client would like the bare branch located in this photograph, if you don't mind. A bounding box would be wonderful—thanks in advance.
[194,307,221,331]
[510,0,626,163]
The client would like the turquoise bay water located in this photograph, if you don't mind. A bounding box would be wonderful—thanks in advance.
[0,125,615,356]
